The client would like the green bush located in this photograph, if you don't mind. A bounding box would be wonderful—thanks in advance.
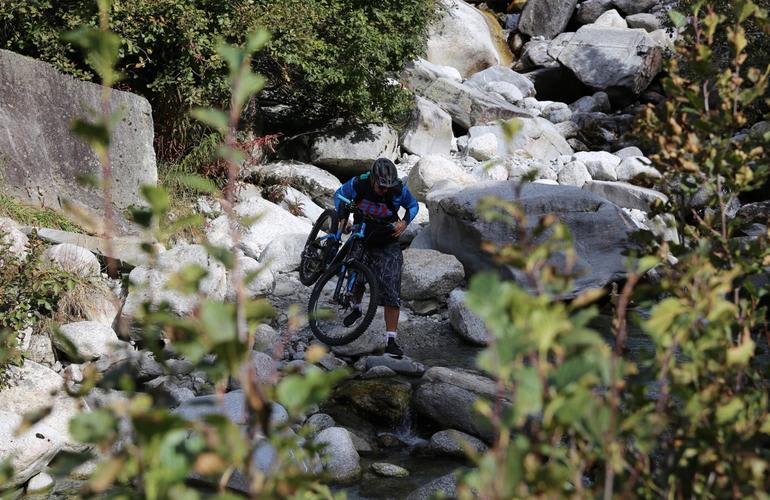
[0,0,439,158]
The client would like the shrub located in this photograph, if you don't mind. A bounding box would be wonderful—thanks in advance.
[0,0,439,158]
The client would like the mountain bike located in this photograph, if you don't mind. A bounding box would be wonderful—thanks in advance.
[300,195,381,346]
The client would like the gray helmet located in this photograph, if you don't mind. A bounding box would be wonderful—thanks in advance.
[370,158,399,188]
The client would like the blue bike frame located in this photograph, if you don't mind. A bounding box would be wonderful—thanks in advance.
[326,194,368,306]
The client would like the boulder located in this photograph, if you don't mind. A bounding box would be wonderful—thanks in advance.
[570,92,611,113]
[471,160,510,182]
[401,58,463,90]
[330,328,387,357]
[467,133,498,160]
[0,361,85,449]
[253,323,282,354]
[430,429,488,457]
[121,244,227,324]
[258,233,306,274]
[611,0,658,15]
[594,9,627,28]
[0,50,156,233]
[315,427,361,483]
[424,366,498,397]
[55,321,124,361]
[626,13,661,32]
[583,180,668,211]
[399,201,430,245]
[517,40,559,71]
[405,471,460,500]
[556,25,663,94]
[414,381,494,442]
[557,160,592,187]
[306,413,336,437]
[41,243,100,277]
[615,156,662,181]
[401,249,465,301]
[467,117,573,161]
[174,391,287,429]
[29,228,151,268]
[207,197,312,260]
[428,182,636,295]
[519,0,579,39]
[406,155,474,203]
[26,471,54,495]
[464,65,536,99]
[56,283,120,327]
[249,161,341,208]
[333,379,412,426]
[448,289,491,346]
[371,462,409,478]
[541,102,572,124]
[0,217,28,262]
[505,157,558,182]
[573,151,621,181]
[226,254,274,300]
[401,97,454,158]
[361,355,426,377]
[0,412,65,488]
[310,124,398,177]
[614,146,644,159]
[23,334,56,367]
[281,186,325,223]
[414,77,531,130]
[426,0,513,78]
[573,0,615,25]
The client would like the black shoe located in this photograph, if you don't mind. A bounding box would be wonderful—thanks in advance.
[343,308,362,327]
[384,337,404,358]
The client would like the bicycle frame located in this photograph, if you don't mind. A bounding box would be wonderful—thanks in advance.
[326,195,369,306]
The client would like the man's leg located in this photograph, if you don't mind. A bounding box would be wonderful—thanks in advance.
[384,305,399,332]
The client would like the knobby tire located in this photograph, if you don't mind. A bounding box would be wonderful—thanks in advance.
[299,209,339,286]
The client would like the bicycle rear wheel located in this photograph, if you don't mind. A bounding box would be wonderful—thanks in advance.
[299,209,339,286]
[308,261,380,346]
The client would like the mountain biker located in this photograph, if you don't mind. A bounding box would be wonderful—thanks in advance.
[333,158,419,358]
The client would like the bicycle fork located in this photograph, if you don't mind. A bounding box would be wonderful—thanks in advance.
[333,265,358,309]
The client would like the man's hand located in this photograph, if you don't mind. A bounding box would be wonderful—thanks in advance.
[392,220,407,237]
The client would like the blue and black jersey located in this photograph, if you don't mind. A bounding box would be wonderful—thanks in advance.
[334,172,419,246]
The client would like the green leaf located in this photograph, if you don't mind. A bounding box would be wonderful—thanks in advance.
[716,398,745,424]
[669,10,687,28]
[246,29,271,53]
[70,410,118,444]
[727,338,755,366]
[141,185,170,215]
[190,108,228,134]
[71,118,110,156]
[177,174,219,195]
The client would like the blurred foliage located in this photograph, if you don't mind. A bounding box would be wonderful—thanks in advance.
[0,0,439,160]
[0,192,83,233]
[462,1,770,498]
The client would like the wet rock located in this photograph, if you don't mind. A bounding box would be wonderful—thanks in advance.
[362,355,427,377]
[315,427,361,483]
[414,381,495,442]
[405,470,460,500]
[426,0,513,78]
[310,123,398,178]
[519,0,579,39]
[376,433,410,449]
[424,367,498,398]
[448,289,491,346]
[361,366,398,379]
[371,462,410,478]
[430,429,488,457]
[401,248,465,302]
[333,379,412,426]
[41,244,100,278]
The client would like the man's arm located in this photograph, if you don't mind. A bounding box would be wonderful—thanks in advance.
[334,177,357,214]
[400,185,419,225]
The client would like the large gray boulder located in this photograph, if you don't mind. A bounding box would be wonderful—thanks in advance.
[430,429,488,457]
[401,97,453,157]
[414,381,495,443]
[258,232,306,274]
[556,25,663,94]
[468,118,573,162]
[406,470,460,500]
[612,0,658,15]
[310,123,398,177]
[0,412,65,488]
[0,50,156,233]
[519,0,579,39]
[408,77,531,130]
[427,181,636,295]
[406,155,474,203]
[249,161,342,208]
[315,427,361,483]
[30,228,151,268]
[401,249,465,301]
[426,0,512,78]
[0,217,28,262]
[56,321,124,361]
[574,0,615,25]
[41,243,100,277]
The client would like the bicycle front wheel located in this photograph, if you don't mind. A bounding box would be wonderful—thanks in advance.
[299,209,338,286]
[308,261,380,346]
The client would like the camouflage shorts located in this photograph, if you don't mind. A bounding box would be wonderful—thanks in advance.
[361,241,403,307]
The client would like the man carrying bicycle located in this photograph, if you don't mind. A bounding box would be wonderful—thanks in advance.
[333,158,419,358]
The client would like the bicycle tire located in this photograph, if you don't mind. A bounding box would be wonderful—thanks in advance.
[308,261,380,346]
[299,209,339,286]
